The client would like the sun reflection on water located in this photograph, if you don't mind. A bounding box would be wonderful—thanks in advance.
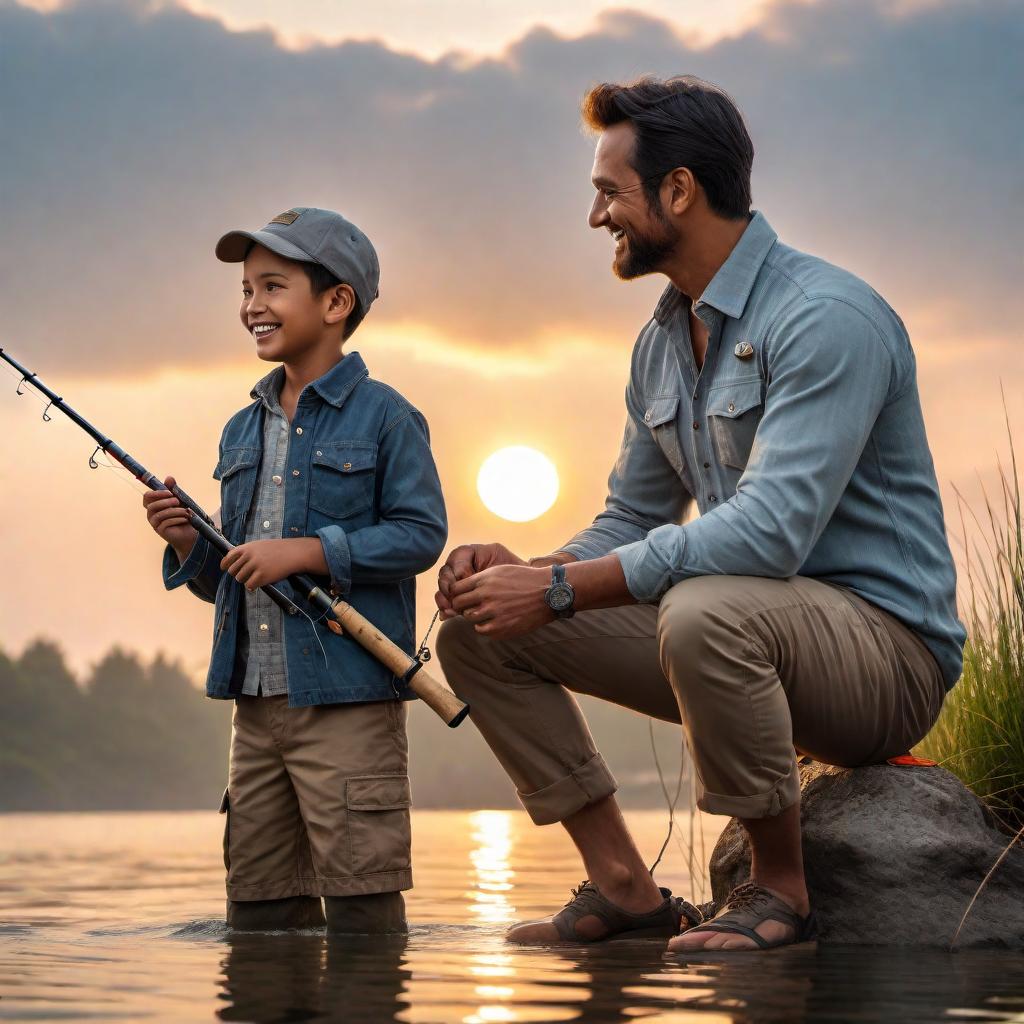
[467,811,516,926]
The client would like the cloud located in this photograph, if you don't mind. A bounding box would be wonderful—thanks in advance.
[0,0,1019,376]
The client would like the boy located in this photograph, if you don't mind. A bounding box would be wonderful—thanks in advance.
[143,207,447,934]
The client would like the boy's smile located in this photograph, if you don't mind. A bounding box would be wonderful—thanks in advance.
[240,244,330,362]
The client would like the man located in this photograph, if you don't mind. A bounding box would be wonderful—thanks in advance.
[435,76,964,952]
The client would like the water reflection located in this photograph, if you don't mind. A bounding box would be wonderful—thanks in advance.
[217,931,410,1023]
[3,811,1023,1023]
[468,811,516,927]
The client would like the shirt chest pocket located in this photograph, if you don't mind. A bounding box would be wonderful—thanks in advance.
[707,379,764,471]
[215,447,260,526]
[308,442,378,518]
[645,395,684,475]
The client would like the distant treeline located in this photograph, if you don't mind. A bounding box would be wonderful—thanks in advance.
[1,639,687,813]
[0,639,232,811]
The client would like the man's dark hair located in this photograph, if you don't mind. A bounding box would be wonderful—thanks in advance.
[299,261,366,340]
[581,76,753,220]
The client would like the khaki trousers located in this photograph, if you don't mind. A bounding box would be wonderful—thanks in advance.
[436,575,946,823]
[222,695,412,900]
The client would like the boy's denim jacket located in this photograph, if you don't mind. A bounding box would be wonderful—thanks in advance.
[162,352,448,707]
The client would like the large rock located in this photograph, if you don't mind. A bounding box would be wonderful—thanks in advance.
[709,762,1024,948]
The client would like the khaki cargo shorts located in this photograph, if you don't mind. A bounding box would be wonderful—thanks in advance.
[220,695,412,901]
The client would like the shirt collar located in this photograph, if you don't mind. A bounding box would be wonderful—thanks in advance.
[249,352,369,410]
[652,210,778,325]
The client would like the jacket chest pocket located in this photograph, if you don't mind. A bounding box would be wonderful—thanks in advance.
[308,442,377,518]
[645,395,685,476]
[215,447,260,527]
[707,380,764,471]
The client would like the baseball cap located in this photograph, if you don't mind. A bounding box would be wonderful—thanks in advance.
[216,207,380,311]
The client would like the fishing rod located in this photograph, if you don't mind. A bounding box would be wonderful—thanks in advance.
[0,347,469,728]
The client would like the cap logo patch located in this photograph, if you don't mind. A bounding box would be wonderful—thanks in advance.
[271,210,301,225]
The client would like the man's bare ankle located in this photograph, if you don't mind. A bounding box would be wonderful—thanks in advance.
[593,866,663,912]
[750,877,809,914]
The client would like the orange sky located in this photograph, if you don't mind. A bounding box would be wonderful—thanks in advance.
[0,0,1020,679]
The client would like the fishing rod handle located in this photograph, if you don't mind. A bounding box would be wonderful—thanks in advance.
[329,598,470,728]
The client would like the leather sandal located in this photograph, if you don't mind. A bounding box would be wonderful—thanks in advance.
[672,881,817,950]
[507,880,688,944]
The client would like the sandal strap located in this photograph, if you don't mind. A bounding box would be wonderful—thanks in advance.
[551,880,677,941]
[684,882,816,949]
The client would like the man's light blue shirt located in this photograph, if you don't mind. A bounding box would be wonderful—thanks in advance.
[561,212,965,689]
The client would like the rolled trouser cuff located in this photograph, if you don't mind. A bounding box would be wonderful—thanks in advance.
[518,752,617,825]
[695,760,801,819]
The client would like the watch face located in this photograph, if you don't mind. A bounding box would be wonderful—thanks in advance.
[548,583,573,611]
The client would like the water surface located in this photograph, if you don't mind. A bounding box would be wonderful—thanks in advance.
[1,810,1022,1022]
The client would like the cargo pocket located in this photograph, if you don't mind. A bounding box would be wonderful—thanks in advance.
[219,787,231,872]
[707,379,764,471]
[346,775,412,876]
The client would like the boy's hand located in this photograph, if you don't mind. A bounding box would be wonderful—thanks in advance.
[220,538,322,591]
[143,475,198,559]
[435,542,526,620]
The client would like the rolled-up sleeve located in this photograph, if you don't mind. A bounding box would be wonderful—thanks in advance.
[561,368,693,561]
[162,535,223,604]
[614,297,894,601]
[316,406,447,596]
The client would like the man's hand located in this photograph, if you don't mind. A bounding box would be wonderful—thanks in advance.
[142,475,198,562]
[448,564,555,639]
[220,538,322,591]
[435,543,526,620]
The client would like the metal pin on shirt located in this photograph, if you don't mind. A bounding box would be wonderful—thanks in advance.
[734,341,755,360]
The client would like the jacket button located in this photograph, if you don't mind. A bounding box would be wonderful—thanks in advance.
[259,623,269,631]
[709,494,717,502]
[728,403,735,413]
[703,462,710,469]
[296,427,303,435]
[292,469,300,477]
[343,462,352,471]
[262,520,271,529]
[692,421,700,430]
[272,475,282,485]
[644,411,652,422]
[290,526,299,533]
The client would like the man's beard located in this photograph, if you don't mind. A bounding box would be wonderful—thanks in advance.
[614,214,678,280]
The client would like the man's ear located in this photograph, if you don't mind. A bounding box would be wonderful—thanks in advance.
[324,283,356,326]
[667,167,697,216]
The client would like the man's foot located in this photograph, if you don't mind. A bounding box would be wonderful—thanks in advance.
[667,882,816,952]
[507,880,683,944]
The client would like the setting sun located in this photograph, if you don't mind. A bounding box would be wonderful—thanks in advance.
[476,446,560,522]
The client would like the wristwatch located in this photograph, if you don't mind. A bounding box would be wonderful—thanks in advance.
[543,563,576,619]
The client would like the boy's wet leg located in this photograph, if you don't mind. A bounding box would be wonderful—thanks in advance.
[324,892,408,935]
[226,896,326,931]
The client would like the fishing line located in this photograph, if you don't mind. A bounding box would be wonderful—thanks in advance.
[646,719,685,878]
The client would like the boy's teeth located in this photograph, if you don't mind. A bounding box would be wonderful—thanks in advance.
[253,324,279,334]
